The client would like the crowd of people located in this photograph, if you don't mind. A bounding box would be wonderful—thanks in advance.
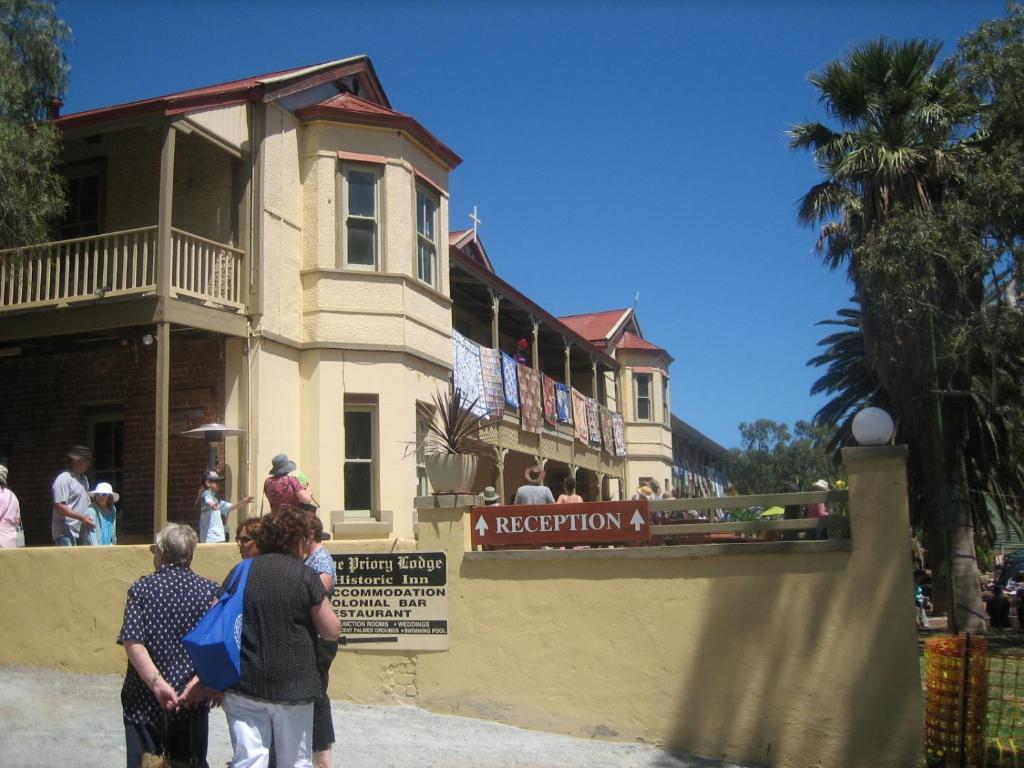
[0,444,342,766]
[117,450,340,768]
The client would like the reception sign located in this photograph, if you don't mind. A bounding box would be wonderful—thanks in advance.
[470,500,650,547]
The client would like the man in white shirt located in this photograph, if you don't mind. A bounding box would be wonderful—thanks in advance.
[513,466,554,505]
[52,445,95,546]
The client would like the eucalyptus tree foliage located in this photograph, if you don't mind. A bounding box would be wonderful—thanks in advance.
[728,419,838,496]
[0,0,69,249]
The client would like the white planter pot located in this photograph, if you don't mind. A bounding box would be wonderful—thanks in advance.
[424,453,479,494]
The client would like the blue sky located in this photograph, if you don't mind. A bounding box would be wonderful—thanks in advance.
[58,0,1006,448]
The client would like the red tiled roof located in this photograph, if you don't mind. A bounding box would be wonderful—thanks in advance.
[450,230,493,272]
[297,93,461,169]
[56,56,388,131]
[619,331,663,352]
[557,308,631,342]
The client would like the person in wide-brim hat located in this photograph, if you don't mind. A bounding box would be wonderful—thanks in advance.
[268,453,298,476]
[67,444,93,462]
[524,465,545,484]
[481,486,500,505]
[84,481,119,545]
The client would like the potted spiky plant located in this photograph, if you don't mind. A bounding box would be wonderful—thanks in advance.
[419,388,489,494]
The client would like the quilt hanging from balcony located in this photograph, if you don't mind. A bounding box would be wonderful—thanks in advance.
[518,364,543,434]
[479,347,505,420]
[612,413,627,457]
[452,331,487,416]
[586,398,602,447]
[555,383,572,424]
[500,351,520,409]
[599,406,615,455]
[541,374,557,426]
[571,389,589,443]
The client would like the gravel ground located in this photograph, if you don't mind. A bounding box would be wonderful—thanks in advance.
[0,665,755,768]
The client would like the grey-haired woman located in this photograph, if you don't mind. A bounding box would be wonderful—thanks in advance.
[118,523,219,768]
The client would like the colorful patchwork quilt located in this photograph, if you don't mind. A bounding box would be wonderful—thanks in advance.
[555,383,572,424]
[612,413,627,457]
[571,389,589,443]
[599,406,615,455]
[452,330,486,416]
[586,398,602,447]
[500,351,520,409]
[518,364,544,434]
[541,374,557,426]
[479,347,505,420]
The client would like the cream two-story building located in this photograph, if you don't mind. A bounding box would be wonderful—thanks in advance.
[0,55,725,544]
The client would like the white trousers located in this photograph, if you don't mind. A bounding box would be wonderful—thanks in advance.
[223,691,314,768]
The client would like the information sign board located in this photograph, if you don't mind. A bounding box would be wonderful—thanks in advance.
[331,552,448,651]
[470,500,650,547]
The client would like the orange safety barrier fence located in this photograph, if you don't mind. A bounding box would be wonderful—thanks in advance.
[926,634,988,767]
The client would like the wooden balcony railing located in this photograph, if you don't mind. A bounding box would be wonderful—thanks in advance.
[0,226,245,313]
[170,228,245,310]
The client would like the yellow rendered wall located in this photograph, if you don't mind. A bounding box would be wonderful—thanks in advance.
[260,104,304,341]
[408,447,923,767]
[0,448,922,768]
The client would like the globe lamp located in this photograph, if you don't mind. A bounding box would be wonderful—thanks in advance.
[851,407,895,446]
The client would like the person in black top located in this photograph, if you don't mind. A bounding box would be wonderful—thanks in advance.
[118,523,219,768]
[987,585,1012,629]
[219,508,341,768]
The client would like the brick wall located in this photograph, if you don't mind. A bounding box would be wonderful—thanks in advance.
[0,335,225,544]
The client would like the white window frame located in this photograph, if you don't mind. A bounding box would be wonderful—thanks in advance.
[343,405,378,516]
[634,373,652,422]
[415,186,438,287]
[337,162,381,270]
[415,408,431,497]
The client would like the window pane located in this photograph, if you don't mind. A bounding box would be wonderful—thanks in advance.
[418,242,434,284]
[347,171,376,217]
[636,376,650,397]
[417,191,435,239]
[638,399,651,420]
[345,411,373,459]
[347,219,375,265]
[344,462,372,510]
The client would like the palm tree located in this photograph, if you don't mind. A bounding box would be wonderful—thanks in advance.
[790,38,991,631]
[807,303,887,456]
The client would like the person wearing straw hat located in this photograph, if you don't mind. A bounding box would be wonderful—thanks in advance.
[51,445,95,546]
[263,453,316,514]
[83,482,120,545]
[513,466,554,505]
[0,465,21,549]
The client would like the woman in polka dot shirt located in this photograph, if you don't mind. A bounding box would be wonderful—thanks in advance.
[117,523,220,767]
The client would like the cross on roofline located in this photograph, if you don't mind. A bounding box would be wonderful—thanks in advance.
[470,206,482,238]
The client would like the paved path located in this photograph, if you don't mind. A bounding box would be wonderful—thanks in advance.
[0,665,755,767]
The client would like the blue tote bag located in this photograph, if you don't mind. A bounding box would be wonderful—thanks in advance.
[183,558,252,691]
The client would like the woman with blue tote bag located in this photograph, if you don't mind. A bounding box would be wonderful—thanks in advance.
[186,508,340,768]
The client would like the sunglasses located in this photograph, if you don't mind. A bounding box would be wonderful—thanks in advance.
[237,536,253,544]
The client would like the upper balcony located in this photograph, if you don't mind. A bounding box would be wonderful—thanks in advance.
[0,119,250,342]
[0,226,244,312]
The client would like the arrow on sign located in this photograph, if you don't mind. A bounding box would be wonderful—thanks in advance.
[475,516,489,535]
[630,510,645,531]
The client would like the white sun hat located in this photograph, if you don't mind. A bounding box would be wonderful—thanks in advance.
[89,481,120,503]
